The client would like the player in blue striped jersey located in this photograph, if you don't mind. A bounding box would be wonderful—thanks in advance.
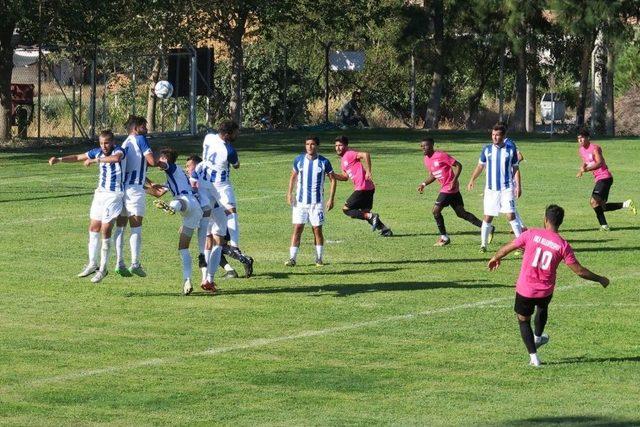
[48,130,125,283]
[285,136,336,266]
[147,148,203,295]
[467,123,523,252]
[113,116,156,278]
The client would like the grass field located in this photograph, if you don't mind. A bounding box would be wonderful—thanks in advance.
[1,129,639,426]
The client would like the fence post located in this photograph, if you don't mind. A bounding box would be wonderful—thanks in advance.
[89,53,97,140]
[189,47,197,135]
[323,42,332,123]
[499,48,504,123]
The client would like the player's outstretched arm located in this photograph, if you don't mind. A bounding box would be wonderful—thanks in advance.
[567,262,610,288]
[333,172,349,182]
[49,153,87,165]
[84,151,124,167]
[467,164,484,191]
[488,240,520,270]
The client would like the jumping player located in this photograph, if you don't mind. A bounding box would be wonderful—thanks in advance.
[285,136,336,266]
[488,204,609,367]
[417,138,482,246]
[576,128,636,230]
[467,123,522,252]
[48,130,125,283]
[333,135,392,236]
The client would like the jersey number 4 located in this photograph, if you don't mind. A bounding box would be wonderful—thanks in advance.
[531,247,552,270]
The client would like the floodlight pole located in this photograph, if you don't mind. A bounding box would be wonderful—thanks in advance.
[323,41,332,123]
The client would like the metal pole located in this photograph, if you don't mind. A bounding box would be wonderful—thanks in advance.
[131,60,136,115]
[283,45,288,128]
[498,48,504,122]
[550,91,555,137]
[72,72,76,141]
[89,53,97,140]
[324,42,331,123]
[410,50,416,128]
[189,47,197,135]
[37,45,42,140]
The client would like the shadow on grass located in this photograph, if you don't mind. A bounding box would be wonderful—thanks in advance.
[576,246,640,253]
[545,355,640,365]
[501,415,640,426]
[336,257,492,266]
[562,226,640,233]
[256,267,403,278]
[0,191,94,203]
[125,279,510,298]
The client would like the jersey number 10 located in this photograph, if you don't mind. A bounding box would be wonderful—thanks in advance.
[531,247,553,270]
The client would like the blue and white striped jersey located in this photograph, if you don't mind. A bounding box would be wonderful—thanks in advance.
[163,163,195,197]
[122,134,152,187]
[479,142,519,191]
[86,145,126,192]
[293,154,333,204]
[201,133,238,185]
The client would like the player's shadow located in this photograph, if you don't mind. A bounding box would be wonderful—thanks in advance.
[0,191,94,203]
[501,415,640,426]
[567,238,615,243]
[257,266,403,279]
[574,246,640,253]
[544,355,640,365]
[563,226,640,233]
[390,230,511,238]
[338,257,492,266]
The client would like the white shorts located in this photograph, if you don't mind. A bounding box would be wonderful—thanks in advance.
[177,195,203,230]
[122,186,146,217]
[90,190,123,223]
[209,204,228,237]
[292,202,325,227]
[197,186,213,211]
[211,183,236,210]
[484,188,516,217]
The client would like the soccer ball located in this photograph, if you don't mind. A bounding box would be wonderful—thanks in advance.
[154,80,173,99]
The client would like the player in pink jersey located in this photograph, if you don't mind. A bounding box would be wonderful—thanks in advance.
[576,128,635,230]
[417,138,482,246]
[333,135,392,236]
[488,204,609,367]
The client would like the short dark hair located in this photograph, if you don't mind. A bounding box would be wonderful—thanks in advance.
[126,115,147,132]
[492,123,507,134]
[160,147,178,164]
[335,135,349,145]
[99,129,114,141]
[545,204,565,228]
[421,137,434,145]
[305,136,320,145]
[218,120,239,135]
[186,154,202,163]
[578,128,590,138]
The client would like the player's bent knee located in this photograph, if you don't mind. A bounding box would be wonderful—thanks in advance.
[180,226,195,238]
[516,314,530,322]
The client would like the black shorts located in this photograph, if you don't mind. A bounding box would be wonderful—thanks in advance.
[592,177,613,202]
[435,191,464,208]
[345,190,375,211]
[514,292,553,317]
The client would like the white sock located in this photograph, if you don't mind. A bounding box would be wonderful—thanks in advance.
[534,335,541,343]
[88,231,100,266]
[114,226,125,266]
[441,234,449,241]
[623,199,631,208]
[227,212,239,247]
[130,226,142,266]
[289,246,299,260]
[315,245,323,261]
[509,219,522,238]
[529,353,540,365]
[179,248,192,281]
[99,238,111,272]
[206,245,222,282]
[515,211,526,230]
[481,221,491,247]
[223,263,234,272]
[197,218,209,253]
[169,199,182,212]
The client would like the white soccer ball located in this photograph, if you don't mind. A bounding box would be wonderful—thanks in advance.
[154,80,173,99]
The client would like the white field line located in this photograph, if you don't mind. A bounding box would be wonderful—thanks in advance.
[7,276,633,392]
[242,159,292,166]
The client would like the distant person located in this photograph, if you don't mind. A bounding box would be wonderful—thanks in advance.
[575,128,636,230]
[339,91,369,128]
[334,135,392,236]
[488,205,609,367]
[417,138,482,246]
[285,136,336,267]
[48,130,125,283]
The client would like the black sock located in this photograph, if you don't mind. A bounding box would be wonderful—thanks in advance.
[519,319,537,354]
[593,206,607,226]
[534,307,548,337]
[376,218,386,230]
[604,202,623,211]
[434,212,447,235]
[219,254,229,268]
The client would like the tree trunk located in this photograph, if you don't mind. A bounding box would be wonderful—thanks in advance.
[605,44,615,136]
[145,55,162,132]
[0,23,15,142]
[465,89,483,130]
[576,35,593,128]
[525,76,535,132]
[227,16,246,125]
[591,29,606,135]
[423,0,443,129]
[512,48,527,132]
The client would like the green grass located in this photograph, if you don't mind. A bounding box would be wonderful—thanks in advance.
[1,129,639,426]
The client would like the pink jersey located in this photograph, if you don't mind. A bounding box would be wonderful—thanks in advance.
[423,150,459,193]
[341,149,375,191]
[513,229,578,298]
[579,143,612,182]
